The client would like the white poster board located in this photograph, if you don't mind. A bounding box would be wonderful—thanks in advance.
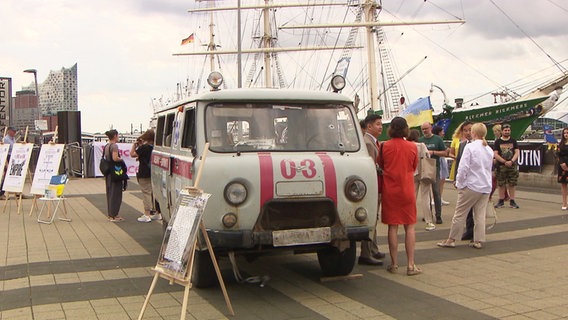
[92,142,139,177]
[0,144,10,185]
[30,144,65,195]
[157,188,211,279]
[2,143,34,193]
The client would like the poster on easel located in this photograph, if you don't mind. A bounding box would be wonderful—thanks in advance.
[2,143,34,193]
[157,188,211,280]
[0,144,10,185]
[30,144,65,195]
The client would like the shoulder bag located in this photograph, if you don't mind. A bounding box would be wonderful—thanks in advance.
[99,144,112,175]
[486,200,497,230]
[419,157,437,184]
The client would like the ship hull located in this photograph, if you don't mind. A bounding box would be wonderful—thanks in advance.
[378,96,550,141]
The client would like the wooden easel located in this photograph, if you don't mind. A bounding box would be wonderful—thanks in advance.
[138,143,234,319]
[29,126,60,216]
[3,126,30,215]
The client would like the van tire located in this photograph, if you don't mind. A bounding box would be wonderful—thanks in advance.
[317,241,356,277]
[191,250,219,288]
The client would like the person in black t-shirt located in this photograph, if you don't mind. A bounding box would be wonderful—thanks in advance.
[131,129,161,223]
[493,123,520,209]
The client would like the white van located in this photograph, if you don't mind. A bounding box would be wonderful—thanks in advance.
[152,73,378,287]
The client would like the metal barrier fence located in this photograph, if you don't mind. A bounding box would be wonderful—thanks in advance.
[25,143,93,180]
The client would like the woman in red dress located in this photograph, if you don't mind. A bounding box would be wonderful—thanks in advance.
[379,117,421,276]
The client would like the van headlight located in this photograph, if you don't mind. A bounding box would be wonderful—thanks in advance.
[344,177,366,202]
[224,182,247,205]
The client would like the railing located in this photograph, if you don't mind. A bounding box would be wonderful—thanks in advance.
[24,143,89,180]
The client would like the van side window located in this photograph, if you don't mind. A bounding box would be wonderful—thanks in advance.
[181,108,196,149]
[156,116,165,146]
[164,113,175,147]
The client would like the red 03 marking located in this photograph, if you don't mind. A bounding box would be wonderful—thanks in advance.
[280,159,317,179]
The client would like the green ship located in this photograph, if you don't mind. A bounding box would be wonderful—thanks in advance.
[378,73,568,141]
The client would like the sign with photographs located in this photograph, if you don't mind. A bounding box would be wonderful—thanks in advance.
[2,143,34,193]
[30,144,65,195]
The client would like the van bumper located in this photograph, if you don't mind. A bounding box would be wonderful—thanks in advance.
[205,226,370,249]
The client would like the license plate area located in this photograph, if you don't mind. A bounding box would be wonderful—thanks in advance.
[272,227,331,247]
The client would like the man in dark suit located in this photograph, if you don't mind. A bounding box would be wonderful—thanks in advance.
[358,114,385,265]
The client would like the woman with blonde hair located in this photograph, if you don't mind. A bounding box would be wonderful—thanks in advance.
[437,123,493,249]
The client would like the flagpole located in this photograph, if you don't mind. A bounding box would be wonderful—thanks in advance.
[237,0,242,88]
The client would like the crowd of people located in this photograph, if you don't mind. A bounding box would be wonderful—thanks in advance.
[96,116,566,277]
[359,114,533,275]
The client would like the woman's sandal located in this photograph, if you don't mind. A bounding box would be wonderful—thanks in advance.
[407,265,422,276]
[386,264,398,274]
[436,239,455,248]
[469,241,482,249]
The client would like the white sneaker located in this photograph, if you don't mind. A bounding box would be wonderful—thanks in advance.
[137,215,152,223]
[425,223,436,231]
[150,213,162,221]
[441,200,450,206]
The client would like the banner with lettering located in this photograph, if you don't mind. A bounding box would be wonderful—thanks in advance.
[517,143,544,173]
[489,142,544,173]
[0,77,12,129]
[93,142,139,177]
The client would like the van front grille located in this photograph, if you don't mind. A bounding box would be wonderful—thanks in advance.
[255,198,337,231]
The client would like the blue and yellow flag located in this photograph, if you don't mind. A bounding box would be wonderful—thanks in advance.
[399,97,434,128]
[543,124,558,150]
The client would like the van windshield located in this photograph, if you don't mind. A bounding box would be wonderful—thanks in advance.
[205,103,360,152]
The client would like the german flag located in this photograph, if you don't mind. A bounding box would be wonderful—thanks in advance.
[180,33,195,45]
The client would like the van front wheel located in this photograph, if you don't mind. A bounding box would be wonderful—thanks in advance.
[317,241,356,277]
[191,249,219,288]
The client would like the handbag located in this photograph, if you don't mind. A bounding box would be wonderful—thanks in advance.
[99,144,112,175]
[110,161,129,182]
[558,170,568,183]
[486,200,498,230]
[419,157,437,184]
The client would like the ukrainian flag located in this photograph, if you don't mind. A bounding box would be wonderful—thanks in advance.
[399,97,434,128]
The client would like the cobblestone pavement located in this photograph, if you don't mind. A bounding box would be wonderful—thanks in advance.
[1,177,568,319]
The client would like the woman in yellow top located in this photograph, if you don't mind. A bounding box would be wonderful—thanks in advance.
[448,122,473,181]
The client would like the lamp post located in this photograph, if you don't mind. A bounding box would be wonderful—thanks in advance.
[23,68,42,143]
[23,69,40,118]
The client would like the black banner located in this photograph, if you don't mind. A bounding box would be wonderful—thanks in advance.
[517,143,544,173]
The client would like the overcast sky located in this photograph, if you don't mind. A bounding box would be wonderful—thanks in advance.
[2,0,567,134]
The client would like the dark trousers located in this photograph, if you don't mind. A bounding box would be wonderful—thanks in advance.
[431,178,442,219]
[105,175,123,218]
[462,209,475,240]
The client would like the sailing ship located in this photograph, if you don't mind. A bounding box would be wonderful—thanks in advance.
[431,73,568,141]
[172,0,567,141]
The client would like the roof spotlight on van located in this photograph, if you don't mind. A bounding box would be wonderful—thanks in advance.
[207,71,224,90]
[344,176,367,202]
[330,75,346,92]
[224,182,247,205]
